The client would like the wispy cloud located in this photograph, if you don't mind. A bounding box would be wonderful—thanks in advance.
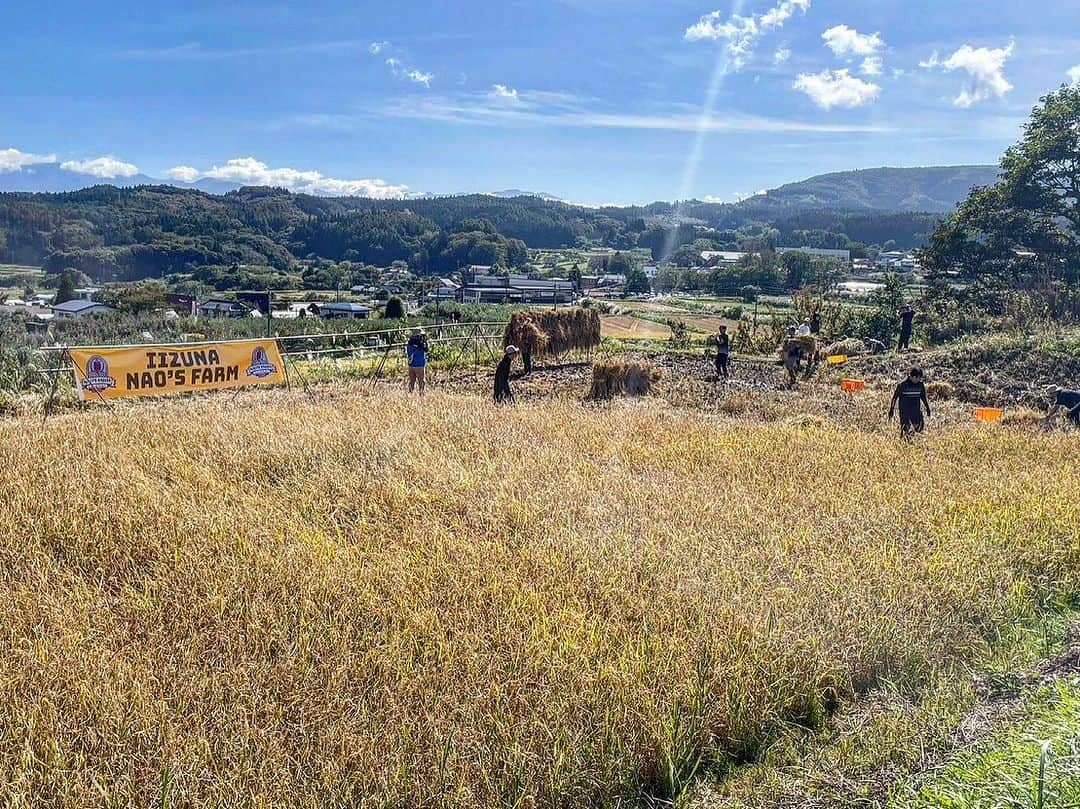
[374,42,434,88]
[60,156,140,178]
[167,156,410,198]
[1066,64,1080,85]
[920,41,1015,108]
[120,40,368,60]
[774,46,791,66]
[0,147,56,172]
[373,88,892,134]
[684,0,810,70]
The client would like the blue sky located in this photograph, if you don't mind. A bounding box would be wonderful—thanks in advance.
[3,0,1079,204]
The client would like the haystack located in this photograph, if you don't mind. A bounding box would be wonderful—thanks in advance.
[822,337,866,357]
[504,309,602,357]
[587,359,661,400]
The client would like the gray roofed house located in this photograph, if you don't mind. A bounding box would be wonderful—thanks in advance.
[51,300,115,319]
[316,302,372,319]
[459,274,576,304]
[198,298,251,318]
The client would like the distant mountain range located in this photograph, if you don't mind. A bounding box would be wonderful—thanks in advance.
[0,164,998,214]
[0,163,241,195]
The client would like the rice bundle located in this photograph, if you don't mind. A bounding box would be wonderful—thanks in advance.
[925,381,955,401]
[587,359,661,400]
[1001,408,1047,428]
[505,309,602,357]
[823,337,867,357]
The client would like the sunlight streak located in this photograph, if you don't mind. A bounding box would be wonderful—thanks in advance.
[661,0,743,266]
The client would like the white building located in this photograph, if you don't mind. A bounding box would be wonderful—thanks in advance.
[51,300,114,320]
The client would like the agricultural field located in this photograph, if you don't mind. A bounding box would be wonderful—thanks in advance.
[1,375,1078,807]
[600,297,749,343]
[0,264,44,299]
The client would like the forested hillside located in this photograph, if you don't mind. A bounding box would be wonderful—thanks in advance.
[745,165,999,212]
[0,176,950,284]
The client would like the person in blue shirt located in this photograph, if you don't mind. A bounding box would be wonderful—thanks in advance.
[406,329,429,395]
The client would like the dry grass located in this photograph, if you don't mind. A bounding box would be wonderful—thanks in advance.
[1,387,1078,808]
[587,359,662,400]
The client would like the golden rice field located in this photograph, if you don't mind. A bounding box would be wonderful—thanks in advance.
[1,387,1078,807]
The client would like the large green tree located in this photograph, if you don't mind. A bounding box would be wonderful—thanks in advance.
[922,84,1080,286]
[53,270,77,305]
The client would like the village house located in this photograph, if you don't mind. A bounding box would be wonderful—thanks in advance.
[198,298,251,318]
[51,300,115,320]
[315,302,372,320]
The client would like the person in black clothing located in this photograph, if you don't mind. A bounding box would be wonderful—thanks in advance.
[494,344,519,403]
[897,305,916,351]
[715,325,731,380]
[783,339,802,388]
[889,366,931,439]
[1045,385,1080,427]
[809,308,822,336]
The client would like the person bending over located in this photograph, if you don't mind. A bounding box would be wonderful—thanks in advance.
[1045,385,1080,428]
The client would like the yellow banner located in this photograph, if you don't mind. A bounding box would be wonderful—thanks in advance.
[69,340,287,401]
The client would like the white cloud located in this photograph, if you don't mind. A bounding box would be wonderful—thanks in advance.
[489,83,520,101]
[1067,65,1080,85]
[0,147,56,172]
[821,24,883,59]
[922,41,1015,107]
[59,156,140,178]
[860,56,883,76]
[793,69,881,109]
[167,166,200,182]
[684,0,810,70]
[178,157,410,198]
[406,69,433,87]
[368,41,387,55]
[774,46,791,65]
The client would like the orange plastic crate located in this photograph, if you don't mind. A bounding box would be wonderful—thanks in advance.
[974,407,1003,422]
[841,379,865,393]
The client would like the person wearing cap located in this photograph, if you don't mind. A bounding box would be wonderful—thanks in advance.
[406,328,429,395]
[495,345,519,403]
[1044,385,1080,427]
[889,366,931,439]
